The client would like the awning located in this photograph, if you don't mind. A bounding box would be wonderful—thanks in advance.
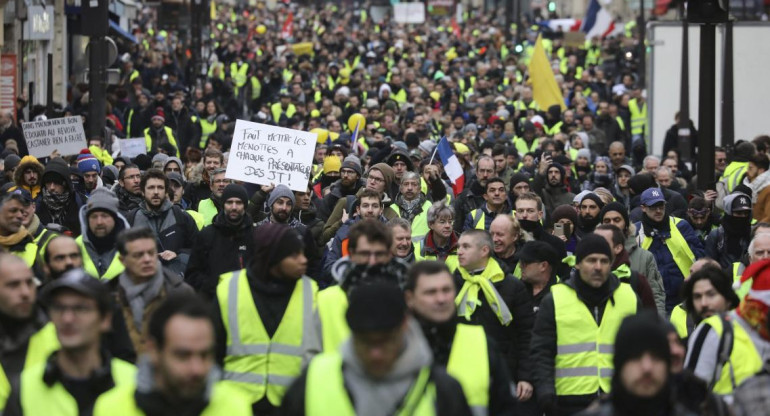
[109,20,137,44]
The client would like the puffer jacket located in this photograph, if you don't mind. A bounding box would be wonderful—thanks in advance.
[10,155,44,200]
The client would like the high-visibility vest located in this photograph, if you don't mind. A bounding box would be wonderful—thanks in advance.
[20,358,136,416]
[208,62,225,80]
[230,62,249,88]
[196,116,217,149]
[640,217,696,281]
[545,121,563,136]
[271,102,296,123]
[305,352,436,416]
[700,314,763,395]
[513,137,539,158]
[11,242,39,268]
[447,324,489,416]
[217,270,317,405]
[615,116,626,132]
[197,198,219,227]
[75,236,124,280]
[552,283,637,396]
[391,88,407,104]
[187,209,204,230]
[317,286,349,352]
[628,98,647,137]
[391,200,432,242]
[250,76,262,100]
[670,304,689,338]
[93,381,252,416]
[143,126,180,157]
[720,162,748,193]
[414,237,459,273]
[0,321,62,409]
[732,262,751,300]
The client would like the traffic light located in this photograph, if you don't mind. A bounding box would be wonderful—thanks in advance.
[687,0,729,24]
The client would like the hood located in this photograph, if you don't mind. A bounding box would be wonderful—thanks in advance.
[385,149,415,172]
[163,156,185,173]
[13,155,44,186]
[41,158,74,191]
[749,170,770,202]
[78,203,131,245]
[624,223,639,251]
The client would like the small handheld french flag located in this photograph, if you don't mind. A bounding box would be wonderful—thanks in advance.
[436,137,465,196]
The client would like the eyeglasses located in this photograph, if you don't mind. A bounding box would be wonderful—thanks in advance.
[365,175,385,184]
[646,204,666,212]
[340,169,357,177]
[49,303,97,317]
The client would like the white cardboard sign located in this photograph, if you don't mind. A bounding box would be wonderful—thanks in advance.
[22,116,87,158]
[118,138,146,159]
[227,120,315,192]
[393,2,426,24]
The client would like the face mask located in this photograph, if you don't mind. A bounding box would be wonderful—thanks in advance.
[519,219,540,233]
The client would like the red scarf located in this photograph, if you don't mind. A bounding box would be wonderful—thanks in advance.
[737,297,770,342]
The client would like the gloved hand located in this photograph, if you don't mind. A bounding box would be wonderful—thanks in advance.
[538,393,559,416]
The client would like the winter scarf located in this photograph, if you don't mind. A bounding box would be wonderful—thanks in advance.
[119,264,164,330]
[41,188,71,224]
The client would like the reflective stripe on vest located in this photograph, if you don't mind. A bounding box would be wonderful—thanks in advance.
[12,242,38,268]
[513,138,539,158]
[669,304,689,338]
[629,99,647,136]
[317,286,349,352]
[230,62,249,87]
[733,262,751,300]
[218,270,316,405]
[305,352,436,416]
[33,228,57,260]
[640,217,696,280]
[447,324,489,416]
[552,283,637,396]
[721,162,748,193]
[471,209,486,230]
[271,102,297,123]
[76,236,124,280]
[21,358,136,415]
[702,314,763,394]
[197,198,219,227]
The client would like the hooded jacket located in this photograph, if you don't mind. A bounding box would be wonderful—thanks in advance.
[533,170,576,214]
[11,156,44,200]
[749,169,770,223]
[128,200,199,275]
[36,160,84,236]
[322,187,398,244]
[77,204,130,279]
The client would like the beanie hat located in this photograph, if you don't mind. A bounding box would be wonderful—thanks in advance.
[418,140,436,155]
[268,184,296,208]
[599,202,630,229]
[576,148,592,161]
[323,156,341,174]
[4,154,21,171]
[152,153,169,166]
[509,172,530,189]
[628,173,656,196]
[734,141,757,162]
[575,234,613,264]
[222,183,248,205]
[151,107,165,122]
[85,187,119,218]
[346,281,407,332]
[580,192,605,210]
[133,153,152,171]
[552,204,578,225]
[369,163,395,191]
[736,258,770,305]
[341,155,362,176]
[101,165,119,185]
[254,224,305,269]
[613,311,671,372]
[77,150,101,174]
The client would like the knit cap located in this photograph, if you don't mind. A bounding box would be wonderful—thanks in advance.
[575,234,613,264]
[552,204,578,225]
[346,281,407,332]
[222,184,248,205]
[580,192,605,210]
[576,148,591,161]
[268,184,296,208]
[323,156,341,174]
[85,187,119,218]
[341,155,362,176]
[369,163,395,191]
[3,154,21,171]
[418,140,436,155]
[77,150,101,174]
[613,311,671,372]
[599,202,630,228]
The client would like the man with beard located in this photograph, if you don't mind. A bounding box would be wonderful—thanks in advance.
[677,264,739,338]
[490,215,525,276]
[578,313,695,416]
[113,164,143,216]
[534,154,575,214]
[453,156,495,233]
[385,149,415,198]
[635,188,705,313]
[0,192,40,269]
[508,172,531,207]
[492,145,516,189]
[706,193,753,269]
[37,159,83,236]
[9,156,43,201]
[392,172,434,241]
[41,236,82,281]
[576,192,605,238]
[464,177,513,232]
[166,95,201,156]
[318,157,363,221]
[184,148,223,210]
[293,184,324,249]
[685,196,719,243]
[195,168,229,227]
[404,261,516,414]
[94,295,252,415]
[530,235,639,416]
[76,188,130,281]
[76,151,102,199]
[186,184,254,300]
[387,218,414,263]
[127,169,198,275]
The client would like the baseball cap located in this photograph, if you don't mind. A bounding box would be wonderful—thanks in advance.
[724,192,752,215]
[167,172,186,187]
[640,188,666,206]
[41,269,112,312]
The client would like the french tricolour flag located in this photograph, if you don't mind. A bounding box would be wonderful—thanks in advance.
[581,0,619,39]
[437,137,465,196]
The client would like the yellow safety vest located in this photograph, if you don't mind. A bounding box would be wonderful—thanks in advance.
[0,366,8,413]
[414,238,459,273]
[271,102,297,123]
[317,286,349,352]
[197,198,219,227]
[75,236,124,280]
[305,352,436,416]
[720,162,748,194]
[11,242,38,268]
[447,324,489,415]
[391,200,432,242]
[20,358,136,416]
[197,117,218,149]
[640,217,696,281]
[670,304,689,338]
[217,270,317,405]
[732,262,751,300]
[701,314,763,395]
[93,381,252,416]
[208,62,225,81]
[33,228,58,260]
[545,121,563,137]
[513,138,539,158]
[552,283,637,396]
[628,98,647,137]
[391,88,407,104]
[143,126,180,157]
[187,209,204,230]
[230,62,249,88]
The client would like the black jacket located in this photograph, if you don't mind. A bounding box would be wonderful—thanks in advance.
[452,260,535,383]
[317,179,363,222]
[452,179,485,233]
[184,212,255,299]
[128,200,199,274]
[184,180,212,211]
[530,273,642,415]
[36,161,84,236]
[165,107,201,155]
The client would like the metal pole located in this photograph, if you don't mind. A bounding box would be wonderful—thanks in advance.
[721,19,734,149]
[697,23,716,191]
[46,53,53,116]
[678,2,691,163]
[638,0,646,86]
[88,37,107,138]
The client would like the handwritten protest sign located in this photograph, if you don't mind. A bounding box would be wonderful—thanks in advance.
[118,138,146,159]
[227,120,315,192]
[22,116,87,158]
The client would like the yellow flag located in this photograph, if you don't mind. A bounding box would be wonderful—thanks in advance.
[528,35,566,111]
